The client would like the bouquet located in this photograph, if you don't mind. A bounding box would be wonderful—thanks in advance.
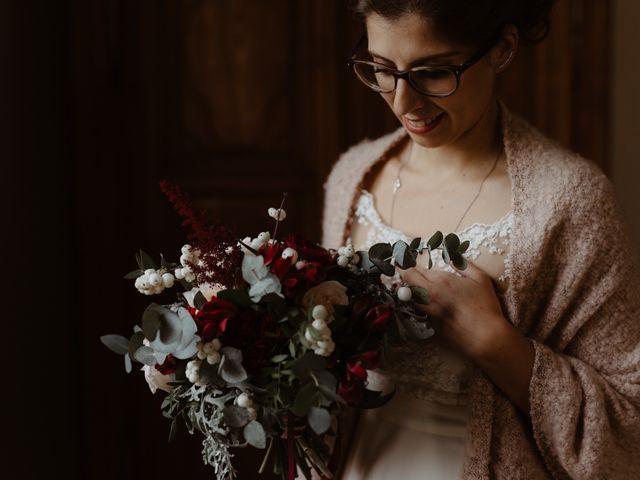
[101,181,469,480]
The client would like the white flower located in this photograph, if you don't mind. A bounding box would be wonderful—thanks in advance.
[142,364,174,394]
[242,254,283,302]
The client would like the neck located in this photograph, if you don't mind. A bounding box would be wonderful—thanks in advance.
[405,99,502,181]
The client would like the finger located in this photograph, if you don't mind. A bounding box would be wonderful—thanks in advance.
[398,266,432,285]
[451,259,484,281]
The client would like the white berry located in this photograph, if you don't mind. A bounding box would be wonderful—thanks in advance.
[237,393,253,408]
[397,286,412,302]
[161,273,175,288]
[206,351,221,365]
[337,255,349,268]
[281,247,298,264]
[312,305,329,321]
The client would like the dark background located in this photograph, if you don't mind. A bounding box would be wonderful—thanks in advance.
[3,1,610,479]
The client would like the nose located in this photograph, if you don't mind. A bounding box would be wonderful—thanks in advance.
[392,77,424,117]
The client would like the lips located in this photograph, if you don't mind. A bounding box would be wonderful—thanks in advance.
[403,112,444,134]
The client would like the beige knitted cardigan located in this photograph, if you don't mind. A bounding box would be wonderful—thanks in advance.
[320,104,640,479]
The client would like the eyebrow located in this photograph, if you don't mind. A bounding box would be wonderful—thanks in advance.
[367,50,461,67]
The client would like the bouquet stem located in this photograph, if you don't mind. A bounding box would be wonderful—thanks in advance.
[287,424,295,480]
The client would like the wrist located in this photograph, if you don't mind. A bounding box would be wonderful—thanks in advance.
[468,312,513,363]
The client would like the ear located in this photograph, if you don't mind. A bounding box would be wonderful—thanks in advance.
[488,24,519,73]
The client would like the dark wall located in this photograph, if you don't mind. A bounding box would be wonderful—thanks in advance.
[3,1,610,479]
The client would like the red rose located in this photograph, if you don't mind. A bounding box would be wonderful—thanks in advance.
[191,296,237,342]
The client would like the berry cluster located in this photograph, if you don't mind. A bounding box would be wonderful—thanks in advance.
[174,244,199,283]
[336,244,360,272]
[304,305,335,357]
[135,269,176,295]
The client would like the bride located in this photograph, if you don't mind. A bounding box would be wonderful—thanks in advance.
[320,0,640,479]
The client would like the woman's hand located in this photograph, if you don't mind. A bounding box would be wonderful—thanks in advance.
[398,261,508,361]
[399,261,535,414]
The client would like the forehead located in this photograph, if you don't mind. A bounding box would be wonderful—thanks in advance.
[365,13,458,63]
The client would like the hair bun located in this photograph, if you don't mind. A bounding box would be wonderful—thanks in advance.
[514,0,554,45]
[352,0,556,48]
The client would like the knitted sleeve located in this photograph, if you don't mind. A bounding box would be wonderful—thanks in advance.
[527,169,640,479]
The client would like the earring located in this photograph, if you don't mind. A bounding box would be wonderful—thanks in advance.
[497,50,514,72]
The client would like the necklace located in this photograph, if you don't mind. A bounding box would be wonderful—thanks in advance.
[389,144,502,233]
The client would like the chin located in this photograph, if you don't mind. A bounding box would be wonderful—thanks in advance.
[405,128,451,149]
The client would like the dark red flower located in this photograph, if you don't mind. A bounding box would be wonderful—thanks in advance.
[260,243,285,266]
[155,354,176,375]
[191,296,238,342]
[337,351,380,405]
[364,305,393,330]
[284,233,333,265]
[270,257,293,278]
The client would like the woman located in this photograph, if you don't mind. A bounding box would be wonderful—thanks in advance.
[321,1,640,479]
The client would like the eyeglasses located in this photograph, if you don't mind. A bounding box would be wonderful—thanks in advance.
[346,34,495,98]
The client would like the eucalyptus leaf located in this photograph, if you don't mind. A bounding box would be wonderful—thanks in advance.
[219,356,248,384]
[198,359,225,387]
[449,251,468,270]
[142,305,161,341]
[307,407,331,435]
[221,346,243,363]
[139,249,157,270]
[427,231,443,250]
[313,370,337,392]
[100,334,129,355]
[459,240,470,254]
[444,233,460,251]
[135,252,144,271]
[133,345,157,365]
[292,352,326,380]
[409,237,422,251]
[261,292,287,318]
[244,420,267,449]
[293,382,320,417]
[392,241,416,269]
[193,290,207,310]
[223,405,251,428]
[271,354,288,363]
[409,286,430,305]
[442,244,451,265]
[370,257,396,276]
[128,331,145,360]
[124,353,132,373]
[288,341,296,358]
[356,250,374,271]
[168,417,178,442]
[123,269,143,280]
[368,243,392,261]
[218,289,252,308]
[160,253,172,270]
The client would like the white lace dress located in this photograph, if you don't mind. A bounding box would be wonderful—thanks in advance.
[341,190,513,480]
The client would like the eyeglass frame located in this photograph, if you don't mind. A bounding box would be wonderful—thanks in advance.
[346,33,498,98]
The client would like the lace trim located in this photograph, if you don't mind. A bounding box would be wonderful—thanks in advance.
[352,190,513,282]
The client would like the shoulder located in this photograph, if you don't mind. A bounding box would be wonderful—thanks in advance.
[504,109,614,219]
[323,127,405,193]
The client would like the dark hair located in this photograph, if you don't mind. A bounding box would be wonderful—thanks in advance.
[351,0,555,47]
